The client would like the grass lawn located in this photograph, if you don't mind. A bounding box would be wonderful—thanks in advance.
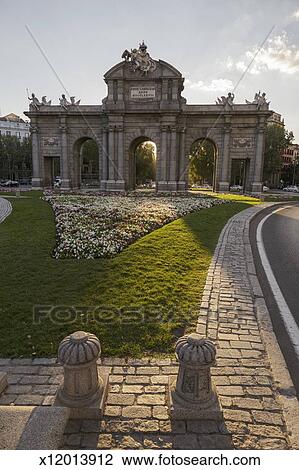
[0,191,258,357]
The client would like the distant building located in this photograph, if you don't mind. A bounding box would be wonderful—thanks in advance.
[0,113,30,139]
[282,143,299,166]
[267,111,285,127]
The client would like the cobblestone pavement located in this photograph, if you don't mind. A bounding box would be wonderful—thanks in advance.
[0,203,297,449]
[0,197,12,223]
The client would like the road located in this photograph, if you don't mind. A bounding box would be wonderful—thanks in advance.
[250,204,299,396]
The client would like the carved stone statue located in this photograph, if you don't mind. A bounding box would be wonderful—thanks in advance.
[59,94,71,110]
[41,96,51,106]
[121,41,156,75]
[28,93,41,111]
[216,92,234,109]
[246,91,270,109]
[70,96,81,106]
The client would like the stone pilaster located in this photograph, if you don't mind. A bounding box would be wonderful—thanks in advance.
[59,117,70,189]
[100,127,108,190]
[106,125,116,190]
[219,123,231,192]
[168,126,177,191]
[31,122,42,189]
[177,127,187,191]
[158,125,168,191]
[252,122,265,193]
[115,125,125,191]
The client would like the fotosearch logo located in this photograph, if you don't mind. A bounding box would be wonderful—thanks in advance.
[32,305,193,325]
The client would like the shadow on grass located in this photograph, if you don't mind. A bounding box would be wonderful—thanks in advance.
[0,196,253,358]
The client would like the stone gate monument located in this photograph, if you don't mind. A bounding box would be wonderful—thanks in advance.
[25,42,272,193]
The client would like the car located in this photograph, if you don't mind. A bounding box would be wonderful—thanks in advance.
[54,177,62,188]
[230,185,243,192]
[283,185,299,192]
[1,180,19,187]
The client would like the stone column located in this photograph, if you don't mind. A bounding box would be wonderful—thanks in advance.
[168,126,177,191]
[219,124,231,192]
[55,330,109,419]
[168,333,223,419]
[100,127,108,191]
[158,125,168,191]
[252,124,265,193]
[31,123,42,189]
[107,125,116,190]
[59,117,70,189]
[115,125,125,191]
[177,127,186,191]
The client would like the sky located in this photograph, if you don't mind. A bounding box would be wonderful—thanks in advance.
[1,0,299,139]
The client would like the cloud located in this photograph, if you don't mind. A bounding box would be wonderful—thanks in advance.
[185,78,233,93]
[292,9,299,20]
[227,32,299,75]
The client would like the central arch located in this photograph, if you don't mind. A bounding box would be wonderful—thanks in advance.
[188,138,218,190]
[128,136,157,191]
[73,137,99,188]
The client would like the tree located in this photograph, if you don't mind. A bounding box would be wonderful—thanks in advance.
[135,142,156,185]
[189,140,215,186]
[263,125,294,183]
[0,135,32,180]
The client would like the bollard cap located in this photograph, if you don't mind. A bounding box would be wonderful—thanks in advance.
[58,330,101,366]
[175,333,216,365]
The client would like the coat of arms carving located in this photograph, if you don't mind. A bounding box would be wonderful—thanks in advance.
[122,41,157,75]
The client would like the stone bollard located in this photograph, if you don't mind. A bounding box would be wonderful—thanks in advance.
[55,331,109,419]
[168,332,223,420]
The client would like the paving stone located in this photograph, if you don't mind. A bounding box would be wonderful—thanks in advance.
[248,425,285,438]
[122,385,143,394]
[125,375,150,384]
[198,434,233,450]
[64,420,81,434]
[174,434,198,449]
[153,406,169,420]
[150,375,169,385]
[252,411,284,426]
[32,385,58,395]
[159,420,186,434]
[97,434,113,449]
[119,435,143,449]
[104,406,122,417]
[109,385,121,393]
[258,438,288,450]
[7,375,22,385]
[32,358,57,365]
[232,398,264,410]
[81,420,101,433]
[107,393,135,405]
[113,366,135,375]
[11,358,33,365]
[43,396,55,405]
[223,409,252,423]
[229,375,255,386]
[109,375,124,384]
[14,395,44,405]
[65,434,82,447]
[6,384,32,394]
[217,386,245,396]
[136,367,160,375]
[0,394,17,405]
[122,406,151,418]
[143,435,173,449]
[137,394,165,405]
[246,387,273,396]
[187,420,220,434]
[20,375,50,385]
[144,385,166,393]
[81,433,100,449]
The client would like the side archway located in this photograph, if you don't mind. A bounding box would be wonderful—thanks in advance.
[188,138,218,190]
[73,137,99,188]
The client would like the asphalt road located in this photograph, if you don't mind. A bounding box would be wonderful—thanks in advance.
[250,204,299,396]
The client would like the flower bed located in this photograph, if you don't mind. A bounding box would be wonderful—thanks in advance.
[44,193,229,259]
